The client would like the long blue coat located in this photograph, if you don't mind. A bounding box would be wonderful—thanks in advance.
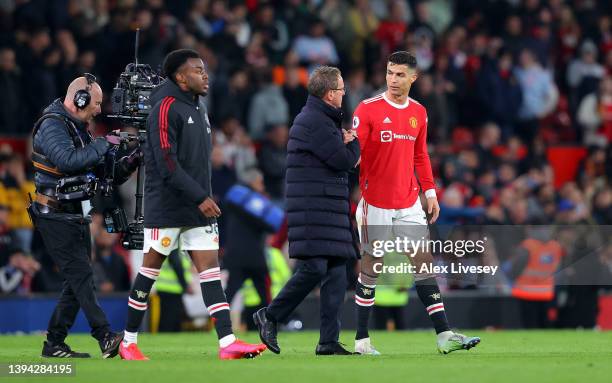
[285,95,360,259]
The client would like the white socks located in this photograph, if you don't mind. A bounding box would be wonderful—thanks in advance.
[219,334,236,348]
[437,330,454,343]
[123,330,138,345]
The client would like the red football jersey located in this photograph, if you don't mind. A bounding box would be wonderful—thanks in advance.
[352,92,436,209]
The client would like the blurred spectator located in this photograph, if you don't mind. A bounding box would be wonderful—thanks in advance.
[475,122,502,174]
[91,222,130,293]
[17,26,57,127]
[215,116,257,182]
[223,169,276,314]
[514,48,558,142]
[210,144,236,204]
[281,63,309,123]
[187,0,223,40]
[155,250,192,332]
[503,14,528,59]
[346,0,379,71]
[409,0,436,40]
[211,67,252,126]
[412,72,449,142]
[207,13,245,67]
[566,40,605,112]
[318,0,352,64]
[0,192,39,294]
[0,47,26,135]
[244,31,270,69]
[273,50,309,87]
[291,18,339,70]
[577,75,612,145]
[247,67,289,140]
[556,227,612,328]
[592,187,612,225]
[556,4,581,77]
[0,153,35,253]
[251,3,289,64]
[476,50,523,137]
[375,0,408,57]
[257,124,288,204]
[211,143,236,247]
[344,68,374,118]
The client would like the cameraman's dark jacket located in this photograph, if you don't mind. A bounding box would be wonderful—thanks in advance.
[143,79,213,228]
[32,99,112,220]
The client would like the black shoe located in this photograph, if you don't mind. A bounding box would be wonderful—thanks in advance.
[42,341,91,358]
[315,342,355,356]
[253,308,280,354]
[99,332,123,359]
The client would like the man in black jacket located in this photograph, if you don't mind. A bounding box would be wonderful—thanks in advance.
[119,49,265,360]
[223,169,275,314]
[30,74,132,358]
[254,66,360,355]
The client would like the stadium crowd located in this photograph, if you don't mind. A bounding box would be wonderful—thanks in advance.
[1,0,612,327]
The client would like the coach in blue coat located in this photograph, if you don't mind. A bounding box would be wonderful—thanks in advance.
[254,66,360,355]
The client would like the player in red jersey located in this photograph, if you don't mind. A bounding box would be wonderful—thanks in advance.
[351,51,480,355]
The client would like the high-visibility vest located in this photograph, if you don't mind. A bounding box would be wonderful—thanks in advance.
[156,251,192,294]
[243,247,291,307]
[511,239,563,301]
[375,286,409,307]
[375,252,412,307]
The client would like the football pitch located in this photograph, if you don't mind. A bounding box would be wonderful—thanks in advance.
[1,330,610,383]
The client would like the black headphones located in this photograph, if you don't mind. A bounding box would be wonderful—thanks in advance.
[73,73,97,110]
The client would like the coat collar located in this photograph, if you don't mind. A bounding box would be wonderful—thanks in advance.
[45,99,88,131]
[150,78,200,107]
[306,95,343,123]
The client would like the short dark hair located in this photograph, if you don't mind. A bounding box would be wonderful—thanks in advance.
[388,51,417,69]
[307,66,341,98]
[162,49,200,81]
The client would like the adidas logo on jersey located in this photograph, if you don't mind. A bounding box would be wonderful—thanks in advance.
[383,117,392,123]
[187,116,194,124]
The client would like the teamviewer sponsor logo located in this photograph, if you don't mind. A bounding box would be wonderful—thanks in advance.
[381,130,393,142]
[380,131,416,142]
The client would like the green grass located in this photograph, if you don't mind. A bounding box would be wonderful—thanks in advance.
[0,330,611,383]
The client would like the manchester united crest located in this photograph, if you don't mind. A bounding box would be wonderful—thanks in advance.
[161,237,171,247]
[409,117,418,128]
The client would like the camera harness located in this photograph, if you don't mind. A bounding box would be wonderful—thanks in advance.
[31,74,99,201]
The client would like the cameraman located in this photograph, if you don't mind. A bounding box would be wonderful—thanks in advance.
[30,75,136,358]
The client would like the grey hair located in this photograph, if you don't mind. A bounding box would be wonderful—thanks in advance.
[307,66,341,98]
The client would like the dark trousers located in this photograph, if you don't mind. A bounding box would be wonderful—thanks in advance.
[519,300,551,329]
[158,292,184,332]
[267,257,347,344]
[35,216,110,343]
[224,266,271,308]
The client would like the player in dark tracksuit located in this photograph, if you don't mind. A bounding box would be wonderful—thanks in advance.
[119,49,265,360]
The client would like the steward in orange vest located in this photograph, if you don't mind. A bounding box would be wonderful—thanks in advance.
[511,238,564,301]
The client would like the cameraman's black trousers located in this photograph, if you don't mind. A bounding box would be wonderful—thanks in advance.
[266,257,347,345]
[35,216,111,344]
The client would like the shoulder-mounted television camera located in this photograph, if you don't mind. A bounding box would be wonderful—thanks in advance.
[108,30,163,129]
[104,29,164,250]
